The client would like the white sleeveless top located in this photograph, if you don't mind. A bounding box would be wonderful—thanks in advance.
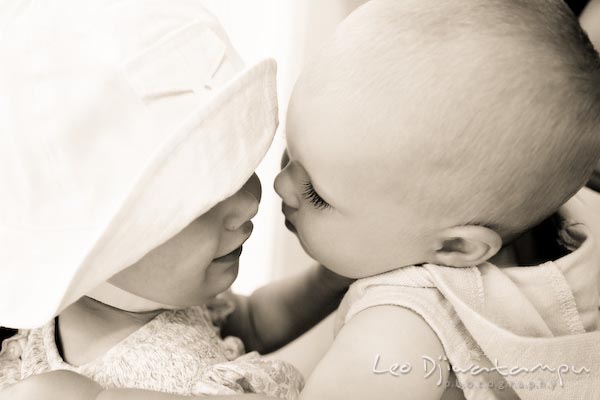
[335,189,600,400]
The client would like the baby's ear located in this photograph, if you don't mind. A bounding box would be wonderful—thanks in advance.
[431,226,502,267]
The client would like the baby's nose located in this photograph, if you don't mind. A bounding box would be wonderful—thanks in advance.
[224,192,259,232]
[224,176,260,231]
[274,168,299,209]
[245,173,262,203]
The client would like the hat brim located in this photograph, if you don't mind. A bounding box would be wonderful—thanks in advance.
[0,60,277,328]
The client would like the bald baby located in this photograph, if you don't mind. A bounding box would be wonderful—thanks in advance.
[276,0,600,278]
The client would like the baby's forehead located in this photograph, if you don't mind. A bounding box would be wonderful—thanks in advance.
[288,72,424,159]
[287,100,412,197]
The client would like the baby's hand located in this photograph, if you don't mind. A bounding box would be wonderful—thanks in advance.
[0,370,102,400]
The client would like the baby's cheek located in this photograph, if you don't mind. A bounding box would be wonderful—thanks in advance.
[324,226,384,278]
[295,216,332,257]
[302,219,362,277]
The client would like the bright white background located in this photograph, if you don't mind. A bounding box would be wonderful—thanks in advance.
[199,0,365,294]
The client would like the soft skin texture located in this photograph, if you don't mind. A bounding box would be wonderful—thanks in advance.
[580,0,600,185]
[57,174,262,366]
[275,0,600,279]
[109,174,263,307]
[0,370,276,400]
[4,175,351,397]
[0,371,104,400]
[581,0,600,49]
[300,306,449,400]
[274,0,600,399]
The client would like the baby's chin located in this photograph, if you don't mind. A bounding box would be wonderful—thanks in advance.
[205,260,240,290]
[284,219,297,234]
[315,251,408,280]
[162,262,240,307]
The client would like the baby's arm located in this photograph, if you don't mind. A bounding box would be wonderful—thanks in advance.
[299,305,448,400]
[581,0,600,47]
[98,390,275,400]
[580,2,600,192]
[0,371,276,400]
[223,264,352,353]
[0,371,103,400]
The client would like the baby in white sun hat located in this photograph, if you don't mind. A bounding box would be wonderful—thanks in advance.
[0,1,349,398]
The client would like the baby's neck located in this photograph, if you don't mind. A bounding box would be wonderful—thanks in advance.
[56,296,162,366]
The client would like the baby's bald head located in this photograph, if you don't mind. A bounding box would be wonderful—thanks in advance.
[290,0,600,239]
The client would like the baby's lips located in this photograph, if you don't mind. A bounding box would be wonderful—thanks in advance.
[241,221,254,236]
[285,220,297,234]
[281,203,296,219]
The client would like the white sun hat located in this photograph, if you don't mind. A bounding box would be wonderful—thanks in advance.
[0,0,278,328]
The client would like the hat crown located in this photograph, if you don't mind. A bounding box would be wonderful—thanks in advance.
[0,0,278,328]
[0,0,243,228]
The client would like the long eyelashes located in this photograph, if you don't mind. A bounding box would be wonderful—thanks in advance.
[301,181,331,210]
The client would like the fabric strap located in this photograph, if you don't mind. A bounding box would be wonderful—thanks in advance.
[87,282,179,313]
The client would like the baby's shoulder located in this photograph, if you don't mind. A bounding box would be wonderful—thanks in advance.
[309,291,449,400]
[335,265,464,336]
